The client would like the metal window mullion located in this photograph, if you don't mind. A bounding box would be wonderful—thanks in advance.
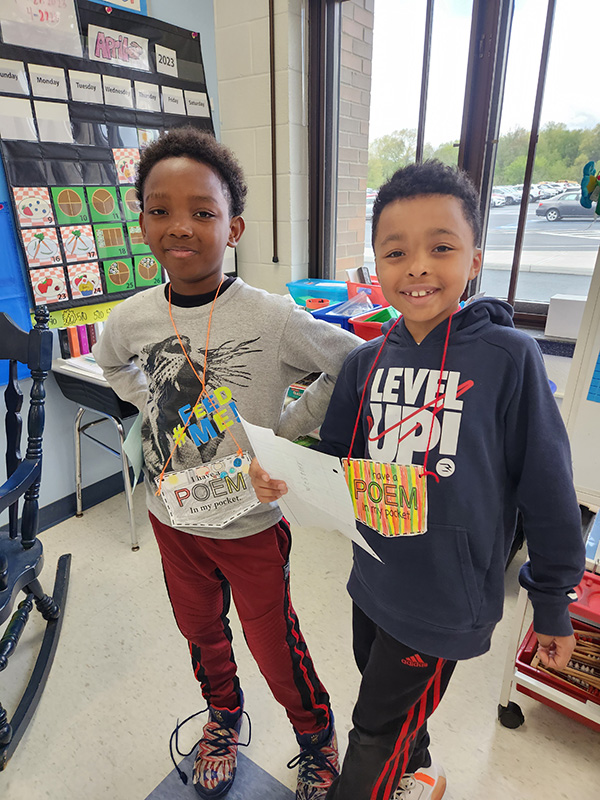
[415,0,435,164]
[506,0,555,305]
[308,0,344,280]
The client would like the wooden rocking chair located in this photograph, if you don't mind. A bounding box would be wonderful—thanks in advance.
[0,306,71,770]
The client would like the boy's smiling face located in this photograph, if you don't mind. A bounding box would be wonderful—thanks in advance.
[140,156,244,295]
[374,194,482,343]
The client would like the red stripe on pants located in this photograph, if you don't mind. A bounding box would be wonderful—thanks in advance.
[149,512,331,735]
[372,662,444,800]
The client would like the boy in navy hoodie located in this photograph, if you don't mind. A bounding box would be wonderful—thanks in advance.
[250,161,586,800]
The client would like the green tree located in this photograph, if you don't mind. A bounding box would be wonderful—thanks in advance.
[366,121,600,190]
[431,141,459,166]
[367,129,418,188]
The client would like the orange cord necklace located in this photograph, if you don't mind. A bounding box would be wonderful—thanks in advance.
[155,277,243,495]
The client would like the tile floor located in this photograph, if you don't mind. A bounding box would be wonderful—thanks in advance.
[2,489,599,800]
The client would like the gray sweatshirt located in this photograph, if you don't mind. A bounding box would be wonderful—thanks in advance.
[93,278,360,538]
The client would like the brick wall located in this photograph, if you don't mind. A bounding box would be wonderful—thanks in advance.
[336,0,374,279]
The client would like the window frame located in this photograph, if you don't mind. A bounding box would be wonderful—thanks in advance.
[310,0,584,328]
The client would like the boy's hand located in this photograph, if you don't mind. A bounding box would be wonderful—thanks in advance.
[535,632,576,670]
[249,458,288,503]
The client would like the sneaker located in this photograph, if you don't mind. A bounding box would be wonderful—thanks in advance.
[192,705,244,798]
[289,726,340,800]
[392,763,446,800]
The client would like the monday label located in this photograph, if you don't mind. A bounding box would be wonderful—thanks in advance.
[28,64,68,100]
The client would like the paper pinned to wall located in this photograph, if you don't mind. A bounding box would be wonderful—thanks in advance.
[240,418,382,562]
[0,0,82,57]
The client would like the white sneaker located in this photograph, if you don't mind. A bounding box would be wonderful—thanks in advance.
[392,763,446,800]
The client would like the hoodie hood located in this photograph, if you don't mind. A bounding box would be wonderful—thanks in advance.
[381,296,514,346]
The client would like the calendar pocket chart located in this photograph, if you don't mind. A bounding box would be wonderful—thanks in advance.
[0,0,215,316]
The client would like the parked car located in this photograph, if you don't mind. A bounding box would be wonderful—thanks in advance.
[366,195,376,219]
[490,192,506,207]
[515,183,541,202]
[536,183,558,199]
[493,186,520,205]
[535,191,596,221]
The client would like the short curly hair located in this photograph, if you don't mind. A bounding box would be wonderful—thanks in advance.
[372,160,481,248]
[135,126,247,217]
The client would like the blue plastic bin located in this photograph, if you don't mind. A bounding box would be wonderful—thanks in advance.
[311,301,381,330]
[286,279,348,306]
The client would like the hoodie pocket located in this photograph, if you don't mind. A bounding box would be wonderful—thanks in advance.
[361,523,481,631]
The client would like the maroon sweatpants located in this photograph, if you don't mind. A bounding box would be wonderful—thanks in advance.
[149,512,332,736]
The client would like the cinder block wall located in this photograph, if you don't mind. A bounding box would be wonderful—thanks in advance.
[336,0,374,279]
[214,0,308,295]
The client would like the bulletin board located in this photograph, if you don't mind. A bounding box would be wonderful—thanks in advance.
[0,0,214,324]
[561,246,600,510]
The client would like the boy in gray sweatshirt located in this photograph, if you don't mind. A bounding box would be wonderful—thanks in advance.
[93,127,359,800]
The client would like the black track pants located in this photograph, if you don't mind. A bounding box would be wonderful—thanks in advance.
[326,604,457,800]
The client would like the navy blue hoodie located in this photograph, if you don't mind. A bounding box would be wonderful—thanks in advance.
[317,298,585,661]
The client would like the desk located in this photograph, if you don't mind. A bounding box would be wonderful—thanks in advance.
[51,358,140,551]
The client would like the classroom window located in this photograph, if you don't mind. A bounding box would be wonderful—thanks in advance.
[480,0,599,309]
[321,0,600,320]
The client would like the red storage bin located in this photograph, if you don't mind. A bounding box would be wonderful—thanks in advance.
[350,306,401,341]
[570,570,600,625]
[347,279,388,307]
[514,570,600,732]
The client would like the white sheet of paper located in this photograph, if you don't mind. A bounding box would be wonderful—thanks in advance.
[69,70,104,104]
[155,44,178,77]
[103,75,134,108]
[162,86,186,115]
[0,59,28,94]
[135,81,161,112]
[0,0,83,57]
[185,90,211,118]
[88,24,149,71]
[0,97,37,141]
[34,100,72,143]
[240,418,381,562]
[29,64,68,100]
[123,412,144,489]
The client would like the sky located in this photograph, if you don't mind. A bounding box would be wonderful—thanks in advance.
[369,0,600,148]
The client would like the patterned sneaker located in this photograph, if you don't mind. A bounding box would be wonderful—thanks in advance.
[192,705,244,798]
[289,726,340,800]
[392,763,447,800]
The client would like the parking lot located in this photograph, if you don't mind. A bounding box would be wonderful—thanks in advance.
[363,205,599,302]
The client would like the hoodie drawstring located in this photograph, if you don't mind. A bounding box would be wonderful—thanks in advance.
[347,313,454,485]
